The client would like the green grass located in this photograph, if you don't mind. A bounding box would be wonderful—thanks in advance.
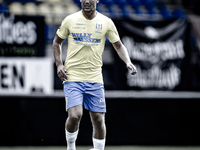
[0,146,200,150]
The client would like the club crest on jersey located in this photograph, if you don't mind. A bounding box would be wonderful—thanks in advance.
[96,24,102,31]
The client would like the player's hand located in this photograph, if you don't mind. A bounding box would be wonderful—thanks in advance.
[127,62,137,75]
[57,65,68,81]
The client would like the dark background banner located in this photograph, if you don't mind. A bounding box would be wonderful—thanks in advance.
[0,14,45,57]
[110,18,200,91]
[1,97,200,146]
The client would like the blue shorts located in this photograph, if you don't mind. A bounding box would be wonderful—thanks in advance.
[63,82,106,113]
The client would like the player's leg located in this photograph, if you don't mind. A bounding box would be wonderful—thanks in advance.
[83,82,106,150]
[89,111,106,150]
[66,105,83,132]
[65,105,83,150]
[63,82,84,150]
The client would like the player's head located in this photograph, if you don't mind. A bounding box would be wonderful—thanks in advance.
[80,0,99,12]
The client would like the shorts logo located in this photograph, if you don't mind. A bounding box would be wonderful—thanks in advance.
[100,98,105,102]
[96,24,102,32]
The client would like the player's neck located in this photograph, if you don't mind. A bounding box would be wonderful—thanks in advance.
[82,10,97,20]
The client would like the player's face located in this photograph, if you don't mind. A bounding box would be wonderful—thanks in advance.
[80,0,99,12]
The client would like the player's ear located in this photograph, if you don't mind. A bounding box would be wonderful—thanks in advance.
[97,0,99,3]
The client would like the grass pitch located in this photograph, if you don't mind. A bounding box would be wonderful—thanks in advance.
[0,146,200,150]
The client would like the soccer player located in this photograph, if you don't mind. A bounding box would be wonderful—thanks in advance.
[53,0,137,150]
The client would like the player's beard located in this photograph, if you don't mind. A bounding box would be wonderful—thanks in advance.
[84,7,92,12]
[83,3,96,12]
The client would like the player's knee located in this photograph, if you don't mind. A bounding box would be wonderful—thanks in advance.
[93,115,105,127]
[69,112,82,123]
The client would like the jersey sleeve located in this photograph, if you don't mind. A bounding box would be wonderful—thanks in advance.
[106,19,120,43]
[56,17,69,39]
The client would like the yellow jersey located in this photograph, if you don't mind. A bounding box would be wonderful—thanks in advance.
[56,10,120,83]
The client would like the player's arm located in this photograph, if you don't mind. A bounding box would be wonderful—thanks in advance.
[53,34,68,81]
[112,40,137,75]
